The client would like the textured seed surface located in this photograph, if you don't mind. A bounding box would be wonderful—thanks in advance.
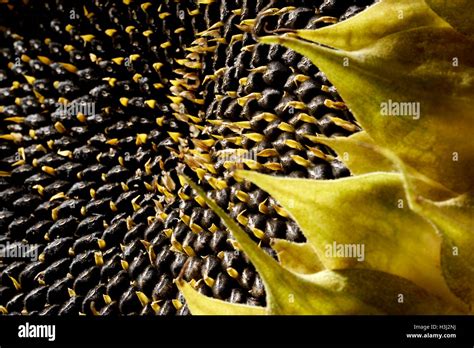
[0,0,372,315]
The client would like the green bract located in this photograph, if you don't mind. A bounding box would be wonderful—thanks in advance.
[179,0,474,315]
[425,0,474,40]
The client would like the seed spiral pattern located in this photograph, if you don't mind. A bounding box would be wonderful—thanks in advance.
[0,0,373,315]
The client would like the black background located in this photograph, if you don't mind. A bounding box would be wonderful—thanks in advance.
[0,315,473,346]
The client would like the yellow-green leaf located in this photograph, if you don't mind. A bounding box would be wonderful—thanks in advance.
[238,170,466,310]
[411,193,474,309]
[308,131,396,175]
[176,279,267,315]
[184,177,382,314]
[310,133,455,201]
[310,269,461,315]
[260,28,474,195]
[184,177,465,314]
[271,239,324,274]
[425,0,474,40]
[296,0,448,51]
